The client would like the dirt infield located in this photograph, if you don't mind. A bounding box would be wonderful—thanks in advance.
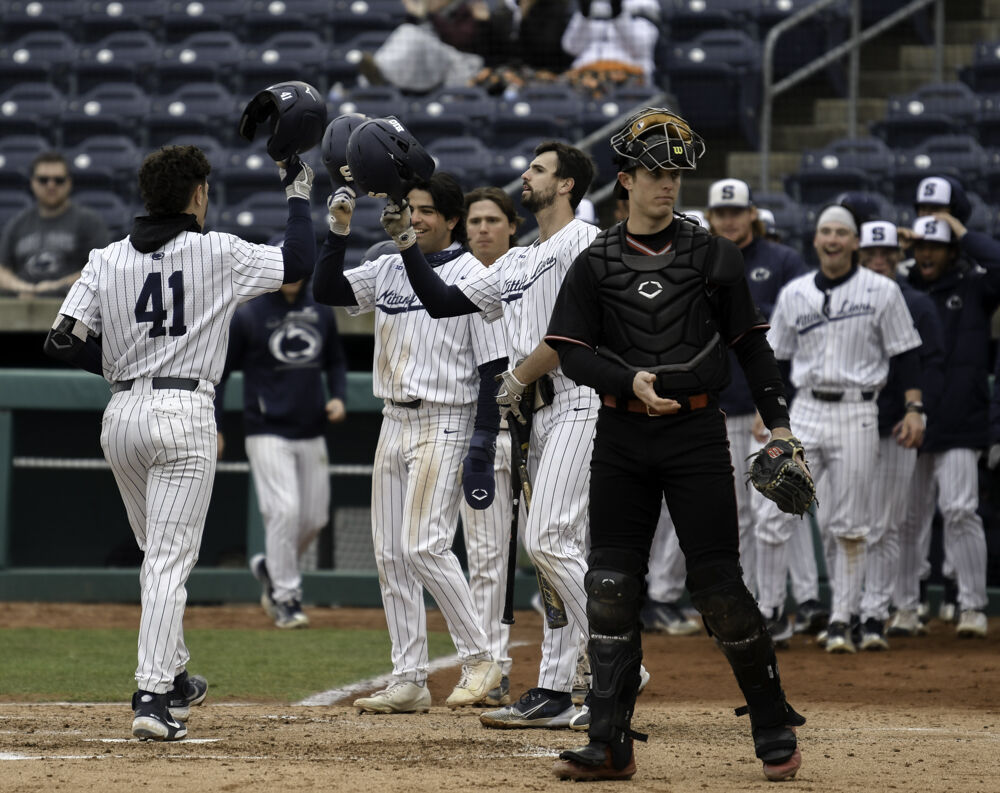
[1,604,998,792]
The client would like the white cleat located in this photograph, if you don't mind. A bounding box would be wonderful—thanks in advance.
[354,681,431,714]
[446,658,502,707]
[956,610,987,638]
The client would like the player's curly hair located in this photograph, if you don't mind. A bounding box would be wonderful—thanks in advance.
[534,141,595,209]
[139,145,211,217]
[409,171,468,245]
[465,186,524,246]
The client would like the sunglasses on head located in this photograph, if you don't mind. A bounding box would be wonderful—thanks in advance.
[34,175,68,185]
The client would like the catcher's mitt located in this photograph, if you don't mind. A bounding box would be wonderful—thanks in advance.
[747,437,816,517]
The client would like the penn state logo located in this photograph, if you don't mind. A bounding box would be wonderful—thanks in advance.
[268,321,322,364]
[946,295,963,311]
[750,267,771,282]
[638,280,663,299]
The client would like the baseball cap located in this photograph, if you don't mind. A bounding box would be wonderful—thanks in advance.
[915,176,952,207]
[859,220,898,249]
[757,207,777,234]
[707,178,752,209]
[912,215,952,243]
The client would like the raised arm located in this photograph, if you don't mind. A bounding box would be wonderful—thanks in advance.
[278,157,317,284]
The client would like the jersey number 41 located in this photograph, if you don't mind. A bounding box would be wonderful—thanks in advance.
[135,271,188,338]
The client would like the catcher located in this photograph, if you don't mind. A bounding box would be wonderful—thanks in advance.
[543,106,810,782]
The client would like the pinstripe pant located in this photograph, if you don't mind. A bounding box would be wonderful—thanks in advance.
[896,448,988,612]
[524,390,595,692]
[372,402,493,683]
[646,501,687,603]
[100,384,217,694]
[246,434,330,604]
[460,430,513,676]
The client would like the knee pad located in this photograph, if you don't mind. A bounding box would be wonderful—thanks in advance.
[687,563,763,642]
[585,567,643,636]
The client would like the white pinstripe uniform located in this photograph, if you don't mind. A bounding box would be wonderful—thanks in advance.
[457,218,599,692]
[345,245,507,683]
[56,231,285,693]
[756,265,921,626]
[646,500,687,603]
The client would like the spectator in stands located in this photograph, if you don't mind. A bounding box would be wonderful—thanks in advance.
[363,0,514,94]
[0,152,110,298]
[560,0,660,98]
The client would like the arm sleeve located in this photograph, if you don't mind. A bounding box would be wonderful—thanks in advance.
[323,308,349,401]
[890,346,921,394]
[312,231,359,307]
[732,329,791,430]
[474,357,507,434]
[400,244,478,317]
[280,198,316,284]
[557,344,636,399]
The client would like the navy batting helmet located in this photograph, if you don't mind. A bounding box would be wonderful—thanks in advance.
[321,113,367,188]
[837,191,885,226]
[346,117,435,204]
[238,81,327,162]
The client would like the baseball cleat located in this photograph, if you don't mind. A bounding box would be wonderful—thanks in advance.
[249,553,278,620]
[274,598,309,629]
[446,658,502,707]
[354,681,431,714]
[792,599,829,635]
[553,741,636,781]
[859,618,889,651]
[641,599,702,635]
[166,671,208,721]
[569,698,590,731]
[480,687,576,729]
[886,609,927,636]
[763,747,802,781]
[132,691,187,741]
[956,610,987,638]
[764,608,793,647]
[484,675,511,707]
[638,663,651,694]
[824,621,857,654]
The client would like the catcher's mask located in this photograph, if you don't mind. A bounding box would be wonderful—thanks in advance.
[238,80,327,162]
[321,113,367,188]
[346,116,435,204]
[611,107,705,199]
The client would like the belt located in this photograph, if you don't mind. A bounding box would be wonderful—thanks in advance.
[111,377,199,394]
[602,393,709,416]
[810,389,875,402]
[388,398,422,409]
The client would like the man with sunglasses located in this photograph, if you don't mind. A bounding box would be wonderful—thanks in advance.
[0,152,110,297]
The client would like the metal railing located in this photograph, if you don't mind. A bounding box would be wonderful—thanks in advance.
[760,0,945,192]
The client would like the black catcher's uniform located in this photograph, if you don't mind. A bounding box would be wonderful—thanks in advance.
[545,217,803,774]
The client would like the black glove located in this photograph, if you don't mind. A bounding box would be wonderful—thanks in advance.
[746,436,817,517]
[461,430,497,509]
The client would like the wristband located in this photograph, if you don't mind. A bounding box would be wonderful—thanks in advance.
[905,401,925,414]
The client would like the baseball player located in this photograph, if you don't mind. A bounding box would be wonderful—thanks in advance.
[460,185,523,705]
[893,207,1000,639]
[313,166,506,712]
[395,141,600,729]
[705,179,809,635]
[854,220,944,650]
[216,275,348,629]
[43,144,317,739]
[758,205,923,655]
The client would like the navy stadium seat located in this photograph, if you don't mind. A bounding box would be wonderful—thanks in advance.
[426,136,494,191]
[216,192,291,243]
[218,142,282,205]
[328,30,395,92]
[663,0,757,42]
[147,83,241,147]
[750,191,806,244]
[871,82,981,149]
[240,31,331,92]
[581,84,661,135]
[0,31,79,94]
[405,86,497,145]
[959,39,1000,94]
[66,135,143,199]
[243,0,337,42]
[78,1,170,41]
[61,83,153,147]
[2,0,85,41]
[753,0,849,91]
[157,31,247,95]
[336,86,408,120]
[973,93,1000,148]
[490,90,569,150]
[891,134,990,204]
[787,137,895,205]
[346,200,391,248]
[162,0,251,42]
[162,135,230,175]
[0,135,53,190]
[328,0,401,46]
[73,189,135,238]
[0,83,66,141]
[76,31,163,94]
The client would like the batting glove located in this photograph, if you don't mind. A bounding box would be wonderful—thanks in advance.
[461,430,497,510]
[279,155,314,202]
[495,368,528,424]
[327,186,356,236]
[381,201,417,251]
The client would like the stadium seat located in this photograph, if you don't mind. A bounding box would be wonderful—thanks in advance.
[61,83,153,147]
[329,30,395,92]
[0,189,32,231]
[662,0,757,42]
[581,84,661,135]
[240,31,330,92]
[157,31,247,95]
[753,0,849,91]
[662,29,762,148]
[398,86,495,146]
[219,142,283,205]
[328,0,401,46]
[490,87,574,150]
[750,191,806,244]
[0,30,79,94]
[787,137,895,205]
[485,137,571,189]
[346,200,391,248]
[216,193,293,243]
[162,135,230,174]
[891,135,990,204]
[973,93,1000,148]
[2,0,85,42]
[871,82,981,149]
[959,39,1000,94]
[243,0,337,42]
[0,83,66,142]
[75,30,163,94]
[861,0,933,44]
[964,191,996,235]
[0,134,53,190]
[427,136,494,190]
[66,135,143,198]
[78,0,170,42]
[147,83,241,147]
[336,86,408,121]
[162,0,251,42]
[73,189,135,238]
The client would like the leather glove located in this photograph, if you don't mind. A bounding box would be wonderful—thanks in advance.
[495,368,528,424]
[988,443,1000,471]
[327,186,356,235]
[279,155,314,202]
[461,430,497,509]
[380,201,417,250]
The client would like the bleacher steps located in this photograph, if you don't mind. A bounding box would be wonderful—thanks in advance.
[858,68,945,96]
[899,44,974,71]
[813,98,887,127]
[947,20,1000,45]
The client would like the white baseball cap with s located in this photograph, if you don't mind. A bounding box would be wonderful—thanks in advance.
[707,178,752,209]
[859,220,898,249]
[915,176,952,207]
[912,215,953,243]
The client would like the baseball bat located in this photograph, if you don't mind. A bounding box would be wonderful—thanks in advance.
[501,445,521,625]
[507,417,569,629]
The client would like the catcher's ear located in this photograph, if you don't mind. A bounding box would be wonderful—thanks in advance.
[706,237,744,286]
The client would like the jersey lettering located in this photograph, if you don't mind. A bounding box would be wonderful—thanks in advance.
[135,271,187,338]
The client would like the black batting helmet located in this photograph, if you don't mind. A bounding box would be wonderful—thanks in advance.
[321,113,367,188]
[346,116,435,204]
[238,80,327,162]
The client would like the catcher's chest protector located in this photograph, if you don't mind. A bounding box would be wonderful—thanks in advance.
[589,222,729,393]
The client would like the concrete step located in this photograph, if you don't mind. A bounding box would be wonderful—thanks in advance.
[726,151,800,193]
[899,44,974,71]
[947,20,1000,45]
[771,123,851,151]
[859,69,949,95]
[983,0,1000,18]
[813,97,887,126]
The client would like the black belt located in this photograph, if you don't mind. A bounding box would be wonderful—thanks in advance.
[111,377,199,394]
[602,393,710,415]
[389,398,422,409]
[811,389,875,402]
